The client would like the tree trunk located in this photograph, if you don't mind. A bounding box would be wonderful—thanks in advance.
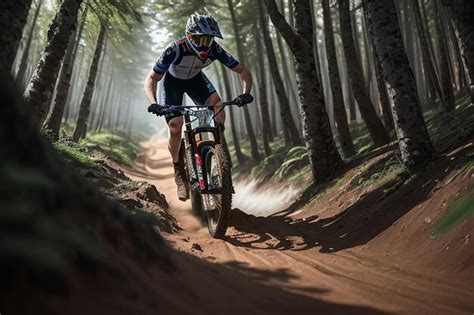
[227,0,261,162]
[23,0,82,124]
[444,0,474,103]
[258,1,302,147]
[445,8,467,91]
[16,0,42,89]
[275,32,300,121]
[310,0,323,87]
[322,0,356,158]
[253,25,272,156]
[433,0,455,111]
[412,0,445,107]
[265,0,344,181]
[220,63,247,164]
[374,56,394,131]
[72,25,106,142]
[364,10,395,131]
[347,80,357,121]
[0,0,33,68]
[89,36,107,129]
[45,8,86,139]
[364,0,434,170]
[338,0,390,147]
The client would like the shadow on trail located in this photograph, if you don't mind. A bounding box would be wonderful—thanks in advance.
[176,252,388,315]
[225,144,472,253]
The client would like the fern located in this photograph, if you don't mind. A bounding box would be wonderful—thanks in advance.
[273,147,309,180]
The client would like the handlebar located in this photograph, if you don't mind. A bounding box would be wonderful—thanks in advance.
[148,97,247,117]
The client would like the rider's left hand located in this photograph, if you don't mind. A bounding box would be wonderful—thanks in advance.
[236,93,254,107]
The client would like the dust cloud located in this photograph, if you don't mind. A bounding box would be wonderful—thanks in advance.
[232,179,298,217]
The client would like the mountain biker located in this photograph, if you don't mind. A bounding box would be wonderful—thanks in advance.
[144,12,254,202]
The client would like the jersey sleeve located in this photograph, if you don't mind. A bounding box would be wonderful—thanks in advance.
[212,43,240,69]
[153,42,177,74]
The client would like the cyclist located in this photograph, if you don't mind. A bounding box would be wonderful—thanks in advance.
[144,12,254,202]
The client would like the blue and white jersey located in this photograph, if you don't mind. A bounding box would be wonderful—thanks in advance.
[153,37,240,80]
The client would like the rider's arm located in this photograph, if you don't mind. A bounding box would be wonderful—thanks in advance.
[213,43,252,94]
[144,42,177,104]
[144,71,163,104]
[230,64,252,94]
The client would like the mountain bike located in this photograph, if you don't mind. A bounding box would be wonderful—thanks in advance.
[152,99,244,238]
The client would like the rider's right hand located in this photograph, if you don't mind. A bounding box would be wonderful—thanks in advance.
[235,93,254,107]
[148,103,166,116]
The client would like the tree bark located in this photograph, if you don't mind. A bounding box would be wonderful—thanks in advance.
[364,0,434,169]
[72,25,106,142]
[253,25,272,156]
[364,9,395,131]
[16,0,42,89]
[45,7,86,139]
[0,0,33,68]
[338,0,390,147]
[445,7,467,91]
[227,0,260,162]
[258,1,302,147]
[23,0,83,124]
[374,56,394,131]
[412,0,445,107]
[265,0,344,181]
[433,0,455,111]
[322,0,356,158]
[220,63,247,164]
[275,30,300,123]
[310,0,323,87]
[444,0,474,103]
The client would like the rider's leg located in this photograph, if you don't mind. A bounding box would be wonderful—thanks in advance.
[167,116,183,162]
[205,92,225,124]
[162,73,188,201]
[168,116,188,201]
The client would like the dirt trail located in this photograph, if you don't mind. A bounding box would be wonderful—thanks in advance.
[126,136,474,315]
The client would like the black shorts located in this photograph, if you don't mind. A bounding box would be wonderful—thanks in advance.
[160,72,217,123]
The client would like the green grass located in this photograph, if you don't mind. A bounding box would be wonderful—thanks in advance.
[352,155,406,189]
[80,129,147,167]
[432,192,474,237]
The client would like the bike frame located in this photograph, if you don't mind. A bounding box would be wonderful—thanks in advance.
[163,102,238,195]
[183,109,221,194]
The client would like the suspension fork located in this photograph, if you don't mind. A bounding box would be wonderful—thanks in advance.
[183,115,198,186]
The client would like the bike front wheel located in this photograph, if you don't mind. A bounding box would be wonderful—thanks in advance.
[202,144,232,238]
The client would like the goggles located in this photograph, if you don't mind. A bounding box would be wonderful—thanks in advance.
[188,34,214,47]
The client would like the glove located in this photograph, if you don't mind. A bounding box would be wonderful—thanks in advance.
[147,103,166,116]
[236,93,254,107]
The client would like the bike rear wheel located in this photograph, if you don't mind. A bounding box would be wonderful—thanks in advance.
[202,144,232,238]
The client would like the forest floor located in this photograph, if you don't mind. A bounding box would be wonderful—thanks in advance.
[3,121,472,315]
[122,133,474,314]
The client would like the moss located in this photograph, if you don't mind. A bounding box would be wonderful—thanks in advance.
[80,130,145,167]
[54,142,101,170]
